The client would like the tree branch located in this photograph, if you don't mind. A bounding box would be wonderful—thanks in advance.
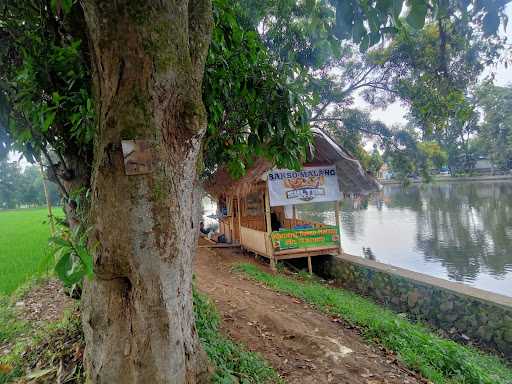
[310,117,399,149]
[40,145,69,199]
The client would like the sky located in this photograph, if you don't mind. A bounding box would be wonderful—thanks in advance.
[362,3,512,127]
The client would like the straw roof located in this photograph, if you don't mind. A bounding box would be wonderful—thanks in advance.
[205,128,381,198]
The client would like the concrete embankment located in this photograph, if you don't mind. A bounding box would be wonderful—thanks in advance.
[380,174,512,185]
[317,253,512,360]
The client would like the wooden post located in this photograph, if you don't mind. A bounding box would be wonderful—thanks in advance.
[307,256,312,275]
[264,187,276,271]
[228,196,234,243]
[39,163,55,236]
[335,200,343,256]
[237,194,242,246]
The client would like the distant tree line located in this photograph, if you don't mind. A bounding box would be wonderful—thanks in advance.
[0,157,59,209]
[327,83,512,181]
[385,84,512,178]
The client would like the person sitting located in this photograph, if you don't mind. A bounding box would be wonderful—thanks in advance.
[271,212,281,231]
[199,222,209,236]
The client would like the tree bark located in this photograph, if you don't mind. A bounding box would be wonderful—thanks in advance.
[80,1,212,383]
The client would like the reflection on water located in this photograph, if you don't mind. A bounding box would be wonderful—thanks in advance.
[296,181,512,297]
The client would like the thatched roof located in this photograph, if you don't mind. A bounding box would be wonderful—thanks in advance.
[205,128,381,198]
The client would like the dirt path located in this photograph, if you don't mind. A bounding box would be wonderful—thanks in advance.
[195,245,425,384]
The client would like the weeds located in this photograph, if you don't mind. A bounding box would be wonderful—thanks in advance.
[1,281,281,384]
[0,297,28,347]
[235,262,512,384]
[195,290,283,383]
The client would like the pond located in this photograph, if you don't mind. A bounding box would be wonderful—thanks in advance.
[297,181,512,297]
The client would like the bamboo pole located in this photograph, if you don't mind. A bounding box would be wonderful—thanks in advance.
[39,163,56,236]
[237,194,243,246]
[264,187,276,270]
[227,196,234,243]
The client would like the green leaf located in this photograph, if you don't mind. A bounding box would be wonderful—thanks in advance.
[352,20,367,43]
[55,251,84,286]
[359,34,370,53]
[54,250,73,285]
[405,0,428,29]
[391,0,404,20]
[62,0,73,14]
[50,0,73,15]
[49,236,70,247]
[76,247,94,279]
[42,112,56,132]
[52,91,61,104]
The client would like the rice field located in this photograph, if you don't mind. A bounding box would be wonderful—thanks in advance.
[0,208,60,294]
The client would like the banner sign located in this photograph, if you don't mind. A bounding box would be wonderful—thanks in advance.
[271,226,339,250]
[267,166,341,207]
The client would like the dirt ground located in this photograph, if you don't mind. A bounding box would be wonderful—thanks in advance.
[0,279,74,358]
[195,244,426,384]
[3,251,427,383]
[15,279,75,324]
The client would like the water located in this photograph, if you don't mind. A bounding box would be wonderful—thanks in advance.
[297,181,512,297]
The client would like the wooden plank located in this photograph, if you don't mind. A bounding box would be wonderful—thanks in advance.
[274,250,338,260]
[199,244,241,249]
[237,194,243,245]
[274,246,339,256]
[229,196,235,243]
[240,226,268,255]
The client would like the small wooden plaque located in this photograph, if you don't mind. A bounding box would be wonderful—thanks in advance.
[121,140,154,175]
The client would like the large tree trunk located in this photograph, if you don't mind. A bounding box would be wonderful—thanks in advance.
[80,1,213,383]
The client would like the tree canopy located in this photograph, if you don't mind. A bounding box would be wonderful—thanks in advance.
[1,0,510,185]
[476,84,512,169]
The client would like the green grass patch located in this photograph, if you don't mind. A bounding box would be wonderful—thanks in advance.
[1,284,280,384]
[0,208,61,294]
[0,277,48,346]
[0,295,28,347]
[235,263,512,384]
[195,290,282,383]
[0,306,83,384]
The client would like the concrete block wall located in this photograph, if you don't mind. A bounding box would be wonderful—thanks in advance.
[317,254,512,360]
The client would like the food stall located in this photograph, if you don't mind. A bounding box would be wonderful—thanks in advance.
[205,128,380,272]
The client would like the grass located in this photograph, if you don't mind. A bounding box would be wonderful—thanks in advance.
[0,286,281,384]
[0,277,48,346]
[0,296,28,347]
[195,289,282,383]
[0,304,83,384]
[0,208,60,294]
[235,263,512,384]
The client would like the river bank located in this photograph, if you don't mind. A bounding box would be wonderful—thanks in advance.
[318,252,512,359]
[299,180,512,296]
[379,174,512,185]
